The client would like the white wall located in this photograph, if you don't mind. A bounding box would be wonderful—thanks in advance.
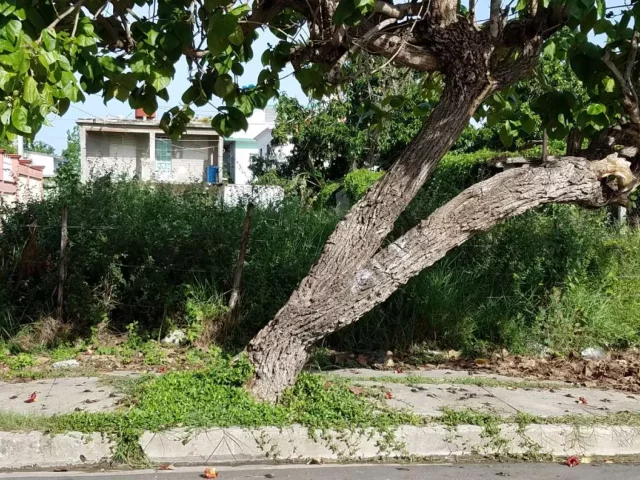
[233,143,259,185]
[23,152,59,177]
[219,184,284,207]
[254,128,293,163]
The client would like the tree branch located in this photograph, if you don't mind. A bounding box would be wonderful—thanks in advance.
[626,29,638,87]
[366,33,440,71]
[374,1,424,18]
[327,18,397,83]
[489,0,501,37]
[349,155,636,316]
[40,0,86,41]
[603,45,640,125]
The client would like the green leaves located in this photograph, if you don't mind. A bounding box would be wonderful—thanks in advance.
[586,103,606,115]
[151,70,172,91]
[333,0,374,25]
[41,29,56,52]
[4,19,21,43]
[211,106,248,137]
[23,76,38,104]
[207,13,242,55]
[214,74,236,101]
[11,104,30,133]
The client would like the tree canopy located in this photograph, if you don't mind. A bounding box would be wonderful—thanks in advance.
[0,0,638,150]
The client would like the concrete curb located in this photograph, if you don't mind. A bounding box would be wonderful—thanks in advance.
[3,423,640,469]
[140,424,640,464]
[0,432,113,469]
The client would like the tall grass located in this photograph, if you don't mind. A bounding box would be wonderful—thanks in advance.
[2,150,640,355]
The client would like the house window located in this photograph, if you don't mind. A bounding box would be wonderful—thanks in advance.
[155,138,172,176]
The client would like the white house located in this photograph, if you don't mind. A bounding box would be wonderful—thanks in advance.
[22,151,66,179]
[78,106,288,185]
[254,127,294,164]
[78,109,225,184]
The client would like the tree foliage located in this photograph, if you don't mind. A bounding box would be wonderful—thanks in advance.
[25,139,56,154]
[265,56,432,183]
[0,0,636,150]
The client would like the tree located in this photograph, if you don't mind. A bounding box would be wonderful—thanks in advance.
[57,127,81,190]
[265,56,431,184]
[25,140,56,154]
[0,0,638,401]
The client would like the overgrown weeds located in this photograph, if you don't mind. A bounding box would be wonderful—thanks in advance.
[2,150,640,356]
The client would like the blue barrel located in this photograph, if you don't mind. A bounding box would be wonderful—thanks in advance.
[207,166,219,184]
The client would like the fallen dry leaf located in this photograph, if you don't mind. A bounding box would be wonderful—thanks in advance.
[385,391,393,399]
[356,354,368,366]
[579,397,588,405]
[565,456,580,467]
[158,463,174,471]
[475,358,489,366]
[203,467,219,478]
[25,392,37,403]
[348,386,365,396]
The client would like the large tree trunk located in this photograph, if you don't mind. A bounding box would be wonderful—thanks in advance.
[247,79,494,401]
[247,154,635,402]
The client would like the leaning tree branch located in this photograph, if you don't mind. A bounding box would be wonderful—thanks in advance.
[603,45,640,125]
[343,155,637,324]
[626,29,638,88]
[489,0,501,37]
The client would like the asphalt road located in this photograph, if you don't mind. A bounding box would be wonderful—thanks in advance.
[0,463,637,480]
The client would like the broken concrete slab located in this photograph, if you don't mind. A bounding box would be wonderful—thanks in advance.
[484,385,640,417]
[353,381,518,417]
[328,368,568,385]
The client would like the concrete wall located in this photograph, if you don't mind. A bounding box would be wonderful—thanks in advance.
[84,131,147,180]
[158,137,219,184]
[219,184,284,207]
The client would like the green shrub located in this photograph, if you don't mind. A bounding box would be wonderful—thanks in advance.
[2,149,640,357]
[316,182,341,207]
[343,169,384,202]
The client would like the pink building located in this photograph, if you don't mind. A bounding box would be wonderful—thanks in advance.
[0,149,44,206]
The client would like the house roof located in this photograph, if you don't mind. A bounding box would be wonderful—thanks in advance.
[76,117,217,130]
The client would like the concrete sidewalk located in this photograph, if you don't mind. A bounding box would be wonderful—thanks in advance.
[1,368,640,469]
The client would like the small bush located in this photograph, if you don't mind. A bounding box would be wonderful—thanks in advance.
[343,169,384,202]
